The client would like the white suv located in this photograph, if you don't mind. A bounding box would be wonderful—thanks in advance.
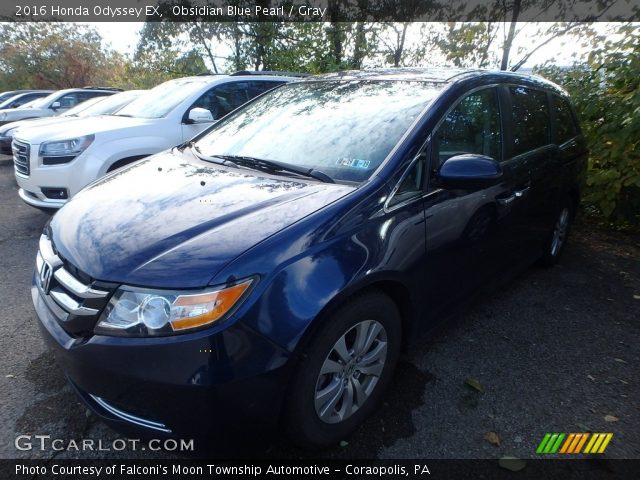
[13,73,297,210]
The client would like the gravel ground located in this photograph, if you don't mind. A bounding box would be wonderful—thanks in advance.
[0,156,638,461]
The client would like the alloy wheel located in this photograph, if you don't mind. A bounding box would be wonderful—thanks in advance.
[314,320,388,424]
[550,207,570,257]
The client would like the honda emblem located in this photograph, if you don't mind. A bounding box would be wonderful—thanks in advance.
[39,261,53,294]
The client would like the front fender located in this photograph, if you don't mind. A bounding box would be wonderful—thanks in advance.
[93,136,178,177]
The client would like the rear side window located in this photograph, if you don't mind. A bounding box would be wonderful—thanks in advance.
[553,96,578,144]
[82,92,109,102]
[509,86,550,156]
[249,81,285,97]
[435,87,502,167]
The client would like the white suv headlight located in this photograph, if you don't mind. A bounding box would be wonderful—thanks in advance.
[39,134,94,157]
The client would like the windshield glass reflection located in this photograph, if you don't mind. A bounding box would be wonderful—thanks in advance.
[195,80,443,182]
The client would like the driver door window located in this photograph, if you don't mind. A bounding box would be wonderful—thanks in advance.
[433,88,501,174]
[55,93,82,109]
[188,82,253,121]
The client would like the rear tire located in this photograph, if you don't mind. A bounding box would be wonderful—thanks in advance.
[285,291,402,449]
[538,197,574,267]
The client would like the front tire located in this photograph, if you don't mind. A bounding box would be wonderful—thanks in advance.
[285,291,402,449]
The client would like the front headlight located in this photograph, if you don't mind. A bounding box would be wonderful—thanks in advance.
[39,134,94,157]
[95,278,255,337]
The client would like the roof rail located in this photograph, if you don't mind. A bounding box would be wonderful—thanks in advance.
[81,86,124,91]
[230,70,310,78]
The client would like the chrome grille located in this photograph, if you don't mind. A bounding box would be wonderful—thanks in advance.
[36,234,113,335]
[12,140,30,176]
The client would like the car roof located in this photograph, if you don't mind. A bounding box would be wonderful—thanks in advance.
[6,90,52,97]
[167,74,297,83]
[308,67,564,93]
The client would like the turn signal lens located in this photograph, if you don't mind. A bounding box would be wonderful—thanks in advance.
[170,281,253,331]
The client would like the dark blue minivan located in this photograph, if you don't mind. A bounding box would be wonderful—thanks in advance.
[32,69,587,448]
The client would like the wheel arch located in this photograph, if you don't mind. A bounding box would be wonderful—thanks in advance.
[288,274,416,367]
[106,155,149,173]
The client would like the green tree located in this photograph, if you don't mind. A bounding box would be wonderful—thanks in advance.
[0,23,123,89]
[537,24,640,225]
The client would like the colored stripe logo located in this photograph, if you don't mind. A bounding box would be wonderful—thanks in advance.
[537,433,613,454]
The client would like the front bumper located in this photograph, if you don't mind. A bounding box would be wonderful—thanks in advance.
[31,276,293,439]
[18,188,66,209]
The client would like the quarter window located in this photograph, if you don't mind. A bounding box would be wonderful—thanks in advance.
[435,88,502,169]
[509,86,550,156]
[553,96,578,144]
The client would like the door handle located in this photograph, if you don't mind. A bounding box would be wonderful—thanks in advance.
[496,186,530,206]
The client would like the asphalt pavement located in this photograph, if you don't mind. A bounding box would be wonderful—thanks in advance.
[0,155,638,462]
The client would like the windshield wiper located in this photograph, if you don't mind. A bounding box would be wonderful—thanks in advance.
[208,154,334,184]
[188,144,233,165]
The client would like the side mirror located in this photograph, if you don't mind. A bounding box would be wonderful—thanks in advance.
[50,101,61,110]
[438,154,502,189]
[186,107,213,124]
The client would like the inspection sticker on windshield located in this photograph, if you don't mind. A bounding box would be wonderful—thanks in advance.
[337,157,371,169]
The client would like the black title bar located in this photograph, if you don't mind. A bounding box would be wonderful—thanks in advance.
[3,459,640,480]
[2,0,639,22]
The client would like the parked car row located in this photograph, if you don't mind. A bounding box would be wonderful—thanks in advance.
[25,68,587,449]
[11,72,298,210]
[0,90,53,110]
[0,86,122,127]
[0,90,144,155]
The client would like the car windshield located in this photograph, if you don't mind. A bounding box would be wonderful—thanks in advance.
[60,97,104,116]
[63,90,143,117]
[22,91,61,109]
[115,80,210,119]
[0,92,18,103]
[194,80,443,183]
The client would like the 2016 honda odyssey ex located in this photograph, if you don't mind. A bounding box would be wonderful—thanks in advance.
[32,69,587,448]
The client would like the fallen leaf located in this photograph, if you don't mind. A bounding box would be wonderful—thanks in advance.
[499,457,527,472]
[604,415,619,423]
[465,378,484,393]
[5,374,15,378]
[484,432,501,447]
[339,440,349,447]
[614,358,627,364]
[633,294,640,300]
[587,375,595,381]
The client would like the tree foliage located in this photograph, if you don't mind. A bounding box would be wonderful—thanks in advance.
[0,23,124,90]
[537,24,640,225]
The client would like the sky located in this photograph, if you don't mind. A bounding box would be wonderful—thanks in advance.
[89,22,612,70]
[91,22,142,55]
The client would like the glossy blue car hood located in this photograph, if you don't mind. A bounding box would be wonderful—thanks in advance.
[50,151,355,288]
